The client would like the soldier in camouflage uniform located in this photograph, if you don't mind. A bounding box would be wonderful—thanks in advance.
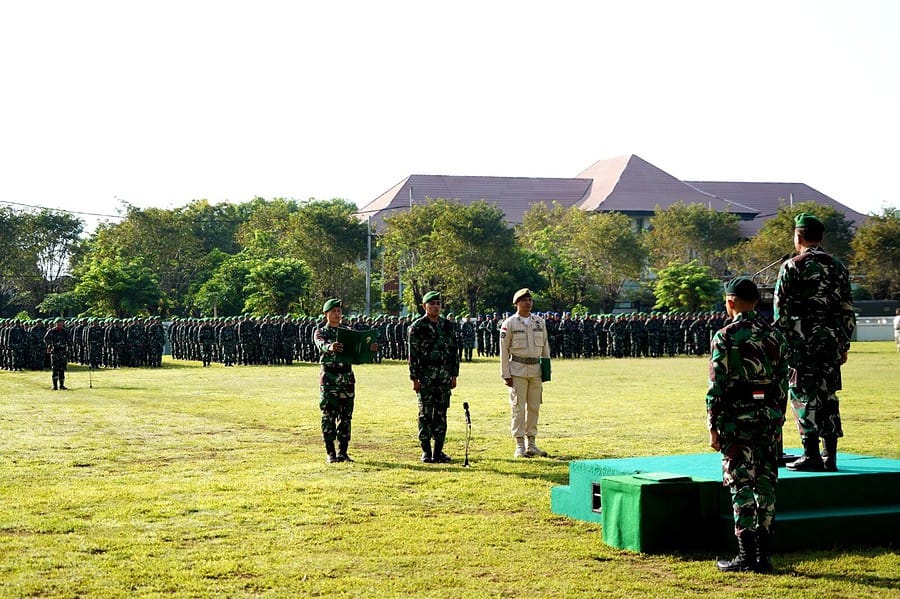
[774,213,855,472]
[313,299,376,463]
[707,278,789,573]
[408,291,460,464]
[44,318,70,390]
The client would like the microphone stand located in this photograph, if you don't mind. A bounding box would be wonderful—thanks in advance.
[463,402,472,467]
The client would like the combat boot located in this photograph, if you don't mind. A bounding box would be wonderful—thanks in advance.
[514,437,529,458]
[58,374,67,390]
[336,440,352,463]
[420,440,433,463]
[52,376,58,391]
[432,438,451,463]
[716,529,758,572]
[787,434,824,472]
[325,440,338,464]
[526,435,548,457]
[821,436,838,472]
[755,528,773,574]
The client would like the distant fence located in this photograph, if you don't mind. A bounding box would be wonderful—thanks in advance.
[854,317,896,342]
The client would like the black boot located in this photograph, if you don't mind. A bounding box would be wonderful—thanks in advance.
[433,438,451,463]
[716,530,758,572]
[336,440,352,463]
[822,436,838,472]
[787,434,824,471]
[420,440,433,463]
[52,376,58,391]
[58,374,67,390]
[325,440,338,464]
[756,528,773,574]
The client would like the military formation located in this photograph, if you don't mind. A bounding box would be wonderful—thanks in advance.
[0,316,166,372]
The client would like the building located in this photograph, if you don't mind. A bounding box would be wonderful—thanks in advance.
[355,154,867,235]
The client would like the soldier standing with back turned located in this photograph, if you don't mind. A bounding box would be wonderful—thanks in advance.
[774,213,855,472]
[707,278,789,573]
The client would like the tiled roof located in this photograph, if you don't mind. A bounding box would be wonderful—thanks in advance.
[357,174,592,230]
[686,181,868,237]
[576,155,756,217]
[354,156,864,238]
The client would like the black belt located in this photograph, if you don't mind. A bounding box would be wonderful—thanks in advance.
[322,363,352,373]
[511,355,539,365]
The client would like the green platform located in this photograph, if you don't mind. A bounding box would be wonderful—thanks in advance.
[550,452,900,553]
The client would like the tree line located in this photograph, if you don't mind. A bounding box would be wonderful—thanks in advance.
[0,197,896,320]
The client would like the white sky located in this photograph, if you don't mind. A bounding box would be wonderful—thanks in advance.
[1,1,898,231]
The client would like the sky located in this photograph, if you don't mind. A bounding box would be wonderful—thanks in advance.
[1,1,898,232]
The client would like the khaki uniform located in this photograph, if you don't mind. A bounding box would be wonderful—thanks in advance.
[500,313,550,438]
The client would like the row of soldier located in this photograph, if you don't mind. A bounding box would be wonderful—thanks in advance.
[166,311,731,367]
[1,310,732,372]
[0,317,165,371]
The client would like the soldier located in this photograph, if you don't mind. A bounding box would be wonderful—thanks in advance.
[460,314,476,362]
[707,278,789,573]
[774,213,855,472]
[313,299,376,463]
[44,318,70,390]
[499,288,551,458]
[408,291,459,464]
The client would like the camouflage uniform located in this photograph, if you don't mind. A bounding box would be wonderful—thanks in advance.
[707,295,789,572]
[408,297,459,463]
[774,240,855,470]
[44,322,69,390]
[314,322,356,451]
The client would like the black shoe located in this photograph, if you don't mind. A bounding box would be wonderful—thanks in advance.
[421,452,434,463]
[433,452,452,463]
[786,454,824,471]
[756,529,773,574]
[716,530,758,572]
[59,385,68,390]
[326,453,339,464]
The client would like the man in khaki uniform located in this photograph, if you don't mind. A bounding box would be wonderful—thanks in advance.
[500,288,551,458]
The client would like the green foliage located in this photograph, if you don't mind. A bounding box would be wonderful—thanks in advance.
[851,206,899,300]
[242,257,312,315]
[74,256,165,317]
[644,202,741,275]
[519,203,646,313]
[36,291,84,317]
[193,252,254,317]
[653,260,722,312]
[728,201,857,285]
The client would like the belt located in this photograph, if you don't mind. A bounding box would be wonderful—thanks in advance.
[322,363,352,373]
[511,355,539,365]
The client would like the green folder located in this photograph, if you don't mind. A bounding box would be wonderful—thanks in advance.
[335,328,377,364]
[540,357,551,382]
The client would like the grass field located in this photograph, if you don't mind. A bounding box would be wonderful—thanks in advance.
[1,343,898,598]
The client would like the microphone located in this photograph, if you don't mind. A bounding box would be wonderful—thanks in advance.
[463,402,471,425]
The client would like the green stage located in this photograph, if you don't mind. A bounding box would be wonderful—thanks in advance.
[550,452,900,553]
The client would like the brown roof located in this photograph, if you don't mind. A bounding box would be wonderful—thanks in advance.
[357,174,592,230]
[686,181,868,237]
[576,155,756,217]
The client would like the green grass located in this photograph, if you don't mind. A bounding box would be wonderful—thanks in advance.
[1,343,898,598]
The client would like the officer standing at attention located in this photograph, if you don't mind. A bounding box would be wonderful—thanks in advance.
[313,298,375,463]
[44,318,69,390]
[408,291,459,464]
[707,278,789,573]
[500,288,551,458]
[774,213,855,472]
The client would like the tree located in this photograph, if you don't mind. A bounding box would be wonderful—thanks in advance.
[851,207,899,300]
[19,209,83,305]
[653,260,722,312]
[242,257,312,315]
[727,201,857,285]
[644,202,742,275]
[428,201,528,316]
[74,256,165,317]
[193,251,254,317]
[518,203,646,312]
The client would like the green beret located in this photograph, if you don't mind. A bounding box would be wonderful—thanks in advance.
[512,288,533,304]
[724,277,760,301]
[422,291,441,304]
[322,298,342,313]
[794,212,824,230]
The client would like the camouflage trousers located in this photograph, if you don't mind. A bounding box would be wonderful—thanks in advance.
[789,364,843,439]
[417,384,450,443]
[320,368,355,443]
[720,435,778,535]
